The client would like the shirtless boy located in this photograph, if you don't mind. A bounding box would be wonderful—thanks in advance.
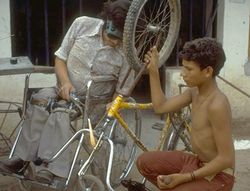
[136,37,235,191]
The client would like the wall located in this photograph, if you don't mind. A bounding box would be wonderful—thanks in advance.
[0,0,11,57]
[0,1,56,137]
[219,0,250,124]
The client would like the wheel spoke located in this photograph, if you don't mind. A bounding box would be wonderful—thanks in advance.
[124,0,181,70]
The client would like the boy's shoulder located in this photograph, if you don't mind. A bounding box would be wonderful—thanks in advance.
[209,90,230,111]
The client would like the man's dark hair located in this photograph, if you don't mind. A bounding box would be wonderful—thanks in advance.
[179,37,226,76]
[99,0,131,32]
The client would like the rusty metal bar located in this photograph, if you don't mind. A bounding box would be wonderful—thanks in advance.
[217,75,250,98]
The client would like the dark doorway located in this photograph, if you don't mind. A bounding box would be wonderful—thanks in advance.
[10,0,105,66]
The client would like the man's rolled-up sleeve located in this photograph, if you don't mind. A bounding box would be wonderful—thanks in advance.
[54,18,81,61]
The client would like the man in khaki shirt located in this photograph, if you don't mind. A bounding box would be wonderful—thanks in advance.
[137,37,235,191]
[0,0,133,184]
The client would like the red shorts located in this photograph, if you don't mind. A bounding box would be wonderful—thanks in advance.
[136,151,235,191]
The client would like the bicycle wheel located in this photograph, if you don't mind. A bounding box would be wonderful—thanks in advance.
[163,122,192,151]
[163,106,192,151]
[123,0,181,71]
[93,97,142,188]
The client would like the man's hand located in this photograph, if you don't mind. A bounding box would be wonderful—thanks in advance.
[143,46,159,74]
[59,81,75,101]
[157,173,191,189]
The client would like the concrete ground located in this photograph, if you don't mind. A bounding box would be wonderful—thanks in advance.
[0,73,250,190]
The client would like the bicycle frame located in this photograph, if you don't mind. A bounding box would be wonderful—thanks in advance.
[107,94,152,152]
[76,94,152,190]
[107,93,191,152]
[77,88,192,190]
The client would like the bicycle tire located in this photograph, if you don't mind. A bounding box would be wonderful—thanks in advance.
[92,97,142,188]
[163,122,192,151]
[123,0,181,71]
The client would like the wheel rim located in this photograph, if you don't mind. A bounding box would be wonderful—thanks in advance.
[124,0,181,71]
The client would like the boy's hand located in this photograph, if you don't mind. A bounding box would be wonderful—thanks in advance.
[157,173,191,189]
[143,46,159,74]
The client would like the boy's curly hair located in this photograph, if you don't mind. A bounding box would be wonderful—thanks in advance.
[179,37,226,76]
[99,0,131,32]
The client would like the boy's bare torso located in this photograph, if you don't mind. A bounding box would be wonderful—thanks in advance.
[189,88,232,164]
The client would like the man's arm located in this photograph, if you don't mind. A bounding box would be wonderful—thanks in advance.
[54,18,81,100]
[145,46,191,114]
[55,57,74,100]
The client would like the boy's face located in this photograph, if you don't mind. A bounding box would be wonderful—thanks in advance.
[181,59,210,87]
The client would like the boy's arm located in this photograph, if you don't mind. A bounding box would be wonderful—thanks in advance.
[145,46,191,114]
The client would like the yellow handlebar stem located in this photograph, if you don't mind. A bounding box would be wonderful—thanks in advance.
[107,95,153,118]
[107,95,123,118]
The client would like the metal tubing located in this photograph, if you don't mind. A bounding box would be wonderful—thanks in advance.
[125,64,148,96]
[77,131,105,177]
[106,138,114,191]
[65,132,85,188]
[218,76,250,98]
[44,0,50,66]
[46,129,88,163]
[189,0,193,40]
[10,74,30,158]
[62,0,66,34]
[25,0,31,58]
[9,120,24,158]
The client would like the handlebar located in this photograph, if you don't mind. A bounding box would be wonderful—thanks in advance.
[44,92,84,116]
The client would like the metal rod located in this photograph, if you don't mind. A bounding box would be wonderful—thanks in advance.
[119,66,132,90]
[106,139,115,191]
[205,1,219,36]
[25,0,31,58]
[217,75,250,98]
[79,0,83,15]
[189,0,193,40]
[65,132,85,188]
[62,0,66,34]
[44,0,50,66]
[202,0,207,36]
[125,64,147,97]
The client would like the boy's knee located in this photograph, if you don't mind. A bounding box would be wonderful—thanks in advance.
[136,152,153,174]
[136,152,146,169]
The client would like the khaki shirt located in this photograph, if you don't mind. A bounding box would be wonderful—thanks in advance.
[54,16,134,124]
[55,16,133,98]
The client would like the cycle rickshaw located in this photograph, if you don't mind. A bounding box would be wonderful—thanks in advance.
[0,0,186,190]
